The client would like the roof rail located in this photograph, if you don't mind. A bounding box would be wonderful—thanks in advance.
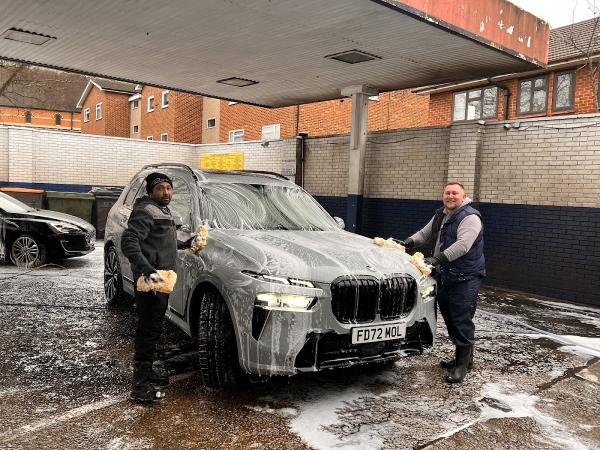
[140,163,202,180]
[203,169,289,181]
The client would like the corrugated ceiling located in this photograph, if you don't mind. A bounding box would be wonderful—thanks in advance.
[0,0,545,107]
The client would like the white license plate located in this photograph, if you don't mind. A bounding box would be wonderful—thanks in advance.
[351,322,406,344]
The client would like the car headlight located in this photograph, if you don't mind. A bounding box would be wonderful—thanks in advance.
[255,293,316,311]
[420,284,437,303]
[242,271,315,288]
[48,221,80,234]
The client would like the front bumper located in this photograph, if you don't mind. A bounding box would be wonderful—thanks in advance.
[57,230,96,255]
[235,276,437,377]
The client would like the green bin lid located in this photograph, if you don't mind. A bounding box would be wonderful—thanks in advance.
[46,191,95,200]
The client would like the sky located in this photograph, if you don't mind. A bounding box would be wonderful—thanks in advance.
[509,0,599,28]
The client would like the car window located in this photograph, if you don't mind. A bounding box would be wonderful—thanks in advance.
[0,192,33,213]
[123,177,144,208]
[199,183,338,231]
[169,176,193,226]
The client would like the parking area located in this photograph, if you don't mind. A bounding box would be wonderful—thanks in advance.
[0,245,599,450]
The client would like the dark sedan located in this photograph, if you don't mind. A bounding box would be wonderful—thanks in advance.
[0,191,95,268]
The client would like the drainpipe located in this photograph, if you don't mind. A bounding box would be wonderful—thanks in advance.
[70,110,74,130]
[487,78,511,120]
[295,132,307,188]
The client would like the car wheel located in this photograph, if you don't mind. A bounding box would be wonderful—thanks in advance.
[10,233,47,268]
[197,288,245,388]
[104,246,132,307]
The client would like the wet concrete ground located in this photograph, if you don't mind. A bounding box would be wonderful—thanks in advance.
[0,245,599,450]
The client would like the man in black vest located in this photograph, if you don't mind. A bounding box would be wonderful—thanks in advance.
[401,182,485,383]
[122,172,177,403]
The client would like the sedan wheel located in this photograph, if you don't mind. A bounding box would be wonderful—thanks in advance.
[10,234,47,268]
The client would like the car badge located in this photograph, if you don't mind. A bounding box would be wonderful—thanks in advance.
[366,265,376,272]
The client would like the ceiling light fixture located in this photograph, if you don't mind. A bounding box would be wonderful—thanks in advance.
[217,77,258,87]
[325,49,381,64]
[1,28,55,45]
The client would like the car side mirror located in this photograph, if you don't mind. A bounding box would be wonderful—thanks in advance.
[333,216,345,230]
[173,214,184,230]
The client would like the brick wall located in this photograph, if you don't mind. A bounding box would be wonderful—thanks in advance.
[428,66,599,126]
[173,92,203,143]
[81,87,106,136]
[219,90,430,142]
[0,106,81,131]
[141,86,174,141]
[104,92,131,137]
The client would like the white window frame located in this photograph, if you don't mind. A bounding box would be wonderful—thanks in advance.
[261,123,280,141]
[132,99,139,109]
[147,136,154,141]
[207,117,216,129]
[161,90,169,108]
[95,102,102,120]
[228,129,244,143]
[83,108,90,122]
[147,96,155,112]
[160,133,168,141]
[133,125,139,133]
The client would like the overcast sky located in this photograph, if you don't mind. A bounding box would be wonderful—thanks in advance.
[509,0,599,28]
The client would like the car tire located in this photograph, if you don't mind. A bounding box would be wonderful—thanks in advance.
[10,233,47,268]
[197,288,245,388]
[104,246,132,307]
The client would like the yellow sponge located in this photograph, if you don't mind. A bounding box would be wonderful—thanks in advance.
[136,270,177,294]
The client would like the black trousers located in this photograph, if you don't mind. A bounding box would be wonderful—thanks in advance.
[437,276,482,347]
[134,289,169,362]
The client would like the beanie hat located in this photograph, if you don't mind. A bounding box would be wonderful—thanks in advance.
[146,172,173,193]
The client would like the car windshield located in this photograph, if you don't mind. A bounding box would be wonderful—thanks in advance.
[199,183,339,231]
[0,192,33,214]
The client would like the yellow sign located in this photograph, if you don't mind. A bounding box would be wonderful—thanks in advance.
[199,152,244,171]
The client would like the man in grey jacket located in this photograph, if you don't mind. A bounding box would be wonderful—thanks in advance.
[400,182,485,383]
[122,172,177,403]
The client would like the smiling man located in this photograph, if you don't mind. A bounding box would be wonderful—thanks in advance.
[399,182,485,383]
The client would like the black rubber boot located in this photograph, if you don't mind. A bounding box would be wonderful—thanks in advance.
[440,348,474,370]
[445,345,473,384]
[150,363,169,388]
[130,361,166,404]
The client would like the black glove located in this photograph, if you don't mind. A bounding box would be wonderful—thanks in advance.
[424,253,449,267]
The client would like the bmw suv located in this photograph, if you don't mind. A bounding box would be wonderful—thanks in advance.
[104,163,437,387]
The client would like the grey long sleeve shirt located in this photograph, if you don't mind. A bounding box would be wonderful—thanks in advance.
[408,198,482,262]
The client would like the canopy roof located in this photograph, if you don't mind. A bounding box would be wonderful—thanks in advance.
[0,0,548,107]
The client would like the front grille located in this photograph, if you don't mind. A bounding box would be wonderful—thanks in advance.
[330,275,417,324]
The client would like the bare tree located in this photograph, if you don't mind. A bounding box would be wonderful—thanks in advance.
[565,1,600,110]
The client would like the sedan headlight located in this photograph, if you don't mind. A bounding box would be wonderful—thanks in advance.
[48,221,80,234]
[255,293,316,311]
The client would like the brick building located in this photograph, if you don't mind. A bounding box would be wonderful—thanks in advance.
[77,79,138,138]
[210,89,430,144]
[417,18,600,125]
[0,63,87,131]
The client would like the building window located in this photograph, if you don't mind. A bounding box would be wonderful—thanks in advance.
[452,87,498,122]
[55,113,62,126]
[132,99,139,109]
[95,102,102,120]
[147,136,154,141]
[147,96,155,112]
[517,75,548,115]
[133,125,139,133]
[161,90,169,108]
[228,129,244,143]
[83,108,90,122]
[553,71,576,111]
[24,111,32,123]
[207,117,216,128]
[160,133,168,141]
[368,95,379,101]
[261,123,281,140]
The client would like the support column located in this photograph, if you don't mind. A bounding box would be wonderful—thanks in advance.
[341,85,378,233]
